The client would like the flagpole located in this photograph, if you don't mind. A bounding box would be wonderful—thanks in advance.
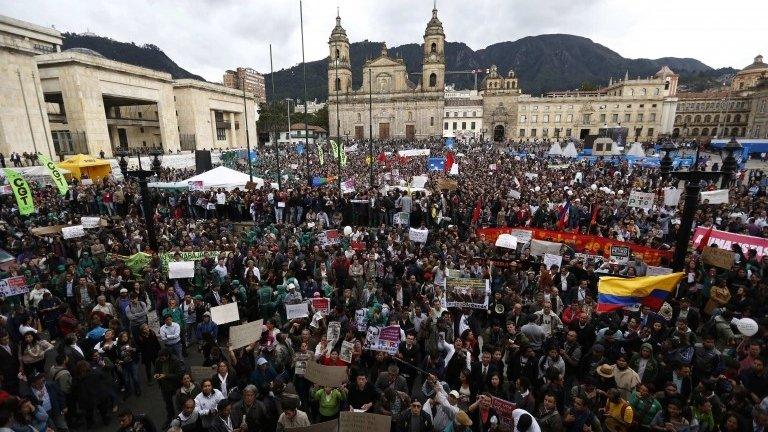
[270,44,281,190]
[300,0,311,187]
[368,67,373,189]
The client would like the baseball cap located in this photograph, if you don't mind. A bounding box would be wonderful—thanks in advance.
[256,357,268,366]
[119,288,128,294]
[449,390,460,398]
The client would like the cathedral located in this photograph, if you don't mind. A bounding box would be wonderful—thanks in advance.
[327,7,446,141]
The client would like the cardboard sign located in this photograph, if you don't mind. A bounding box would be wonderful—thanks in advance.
[495,234,518,249]
[408,228,429,243]
[286,302,309,320]
[311,297,331,314]
[509,229,533,244]
[437,178,458,191]
[61,225,85,239]
[701,246,735,269]
[190,366,214,384]
[530,239,562,256]
[543,253,563,270]
[0,276,28,297]
[305,361,347,388]
[168,261,194,279]
[209,302,240,325]
[339,341,354,363]
[291,420,339,432]
[80,179,93,186]
[445,277,489,309]
[228,319,263,349]
[393,212,410,226]
[509,189,521,199]
[610,246,631,264]
[81,216,101,229]
[339,412,391,432]
[627,191,655,209]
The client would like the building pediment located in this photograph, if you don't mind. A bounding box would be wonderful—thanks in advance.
[367,56,403,68]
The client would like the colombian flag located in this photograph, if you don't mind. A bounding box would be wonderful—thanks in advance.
[596,272,684,313]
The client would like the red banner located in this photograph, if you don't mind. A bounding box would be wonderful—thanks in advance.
[692,227,767,258]
[477,227,672,266]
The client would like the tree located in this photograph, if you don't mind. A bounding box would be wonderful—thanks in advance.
[312,106,329,131]
[579,81,598,91]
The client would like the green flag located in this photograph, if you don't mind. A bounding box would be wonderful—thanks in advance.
[3,169,35,215]
[317,143,324,166]
[330,140,339,159]
[125,252,151,276]
[36,153,69,195]
[340,148,348,167]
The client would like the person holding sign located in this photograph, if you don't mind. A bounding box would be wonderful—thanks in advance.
[346,370,379,413]
[312,383,348,421]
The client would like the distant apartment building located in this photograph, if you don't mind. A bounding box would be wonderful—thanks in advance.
[223,67,266,104]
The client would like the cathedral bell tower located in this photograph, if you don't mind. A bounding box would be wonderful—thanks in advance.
[422,5,445,92]
[328,12,351,94]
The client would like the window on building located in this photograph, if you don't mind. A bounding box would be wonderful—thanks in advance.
[357,113,362,122]
[533,106,538,110]
[555,114,561,122]
[140,127,145,133]
[566,114,573,122]
[452,122,457,130]
[531,128,537,136]
[445,112,450,117]
[650,113,656,122]
[444,122,448,130]
[637,113,643,122]
[472,111,476,117]
[429,73,437,87]
[462,122,466,129]
[543,128,549,137]
[519,129,525,137]
[463,112,467,117]
[543,115,549,123]
[652,104,657,108]
[612,114,619,123]
[582,114,591,124]
[430,117,434,126]
[624,113,631,122]
[454,112,458,117]
[138,112,143,119]
[599,114,606,123]
[217,128,226,140]
[565,128,572,137]
[531,115,538,123]
[470,121,475,130]
[335,78,341,91]
[430,42,436,53]
[520,115,527,123]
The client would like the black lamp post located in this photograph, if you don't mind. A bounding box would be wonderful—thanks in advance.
[116,147,162,252]
[659,139,676,180]
[720,135,742,188]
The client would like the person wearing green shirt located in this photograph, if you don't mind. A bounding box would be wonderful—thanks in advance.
[628,383,662,429]
[312,385,347,421]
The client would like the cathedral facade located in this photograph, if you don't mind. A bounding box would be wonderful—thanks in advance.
[327,8,445,141]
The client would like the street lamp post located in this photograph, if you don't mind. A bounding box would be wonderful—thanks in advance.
[241,77,254,182]
[116,147,162,252]
[720,136,742,189]
[334,59,342,192]
[659,139,676,180]
[368,67,374,189]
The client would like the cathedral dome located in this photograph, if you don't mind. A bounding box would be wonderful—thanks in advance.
[424,8,444,37]
[738,55,766,73]
[329,15,348,43]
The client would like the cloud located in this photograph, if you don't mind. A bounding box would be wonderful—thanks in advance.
[1,0,765,82]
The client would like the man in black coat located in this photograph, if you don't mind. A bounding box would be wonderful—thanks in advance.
[470,350,498,392]
[397,399,433,432]
[209,399,236,432]
[232,385,267,432]
[0,331,20,394]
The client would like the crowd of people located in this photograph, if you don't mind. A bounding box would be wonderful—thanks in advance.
[0,138,766,432]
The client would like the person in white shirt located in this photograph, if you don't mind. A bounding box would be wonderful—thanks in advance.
[159,314,182,359]
[213,259,228,280]
[512,408,541,432]
[91,295,117,318]
[193,379,225,428]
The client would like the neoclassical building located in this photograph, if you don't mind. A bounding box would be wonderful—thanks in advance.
[327,8,445,141]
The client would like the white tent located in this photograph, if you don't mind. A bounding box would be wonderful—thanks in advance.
[626,142,646,158]
[547,142,563,156]
[150,166,266,190]
[562,142,579,158]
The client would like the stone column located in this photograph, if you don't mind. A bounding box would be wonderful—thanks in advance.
[229,112,237,149]
[210,110,217,150]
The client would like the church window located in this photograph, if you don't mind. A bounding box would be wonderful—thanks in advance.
[357,113,361,122]
[429,73,437,87]
[430,117,434,126]
[407,111,413,121]
[334,78,341,91]
[335,48,340,59]
[430,42,436,53]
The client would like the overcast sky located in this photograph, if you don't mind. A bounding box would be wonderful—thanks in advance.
[3,0,766,82]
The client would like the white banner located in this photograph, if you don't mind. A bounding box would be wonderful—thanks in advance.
[700,189,729,204]
[341,179,356,194]
[61,225,85,239]
[543,253,563,270]
[509,229,534,244]
[286,302,309,320]
[529,239,562,256]
[81,217,101,229]
[397,149,430,157]
[168,261,194,279]
[495,234,518,249]
[509,189,521,199]
[449,161,459,176]
[228,319,263,349]
[210,302,239,325]
[410,175,428,189]
[663,187,682,207]
[627,191,655,209]
[408,228,429,243]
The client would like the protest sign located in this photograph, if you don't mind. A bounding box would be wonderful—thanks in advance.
[692,227,768,259]
[0,276,28,297]
[393,212,410,226]
[339,341,354,363]
[543,253,563,270]
[80,179,93,186]
[61,225,85,239]
[701,246,735,269]
[509,229,533,244]
[294,351,312,376]
[339,412,391,432]
[530,239,562,256]
[366,325,401,354]
[311,297,331,315]
[409,228,429,243]
[228,319,263,349]
[168,261,194,279]
[509,189,521,199]
[445,277,489,309]
[646,266,673,276]
[286,302,309,320]
[610,246,631,264]
[495,234,518,249]
[411,175,429,188]
[663,187,682,207]
[491,397,517,427]
[291,420,339,432]
[627,191,655,209]
[397,149,430,157]
[81,216,101,229]
[188,180,204,191]
[524,172,538,179]
[341,179,356,194]
[317,230,340,248]
[210,302,239,325]
[160,251,226,270]
[700,189,729,204]
[326,321,341,344]
[355,309,368,332]
[437,178,458,191]
[30,225,69,236]
[190,366,213,384]
[305,361,348,388]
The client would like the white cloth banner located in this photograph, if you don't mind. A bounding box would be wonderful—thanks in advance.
[408,228,429,243]
[495,234,518,249]
[168,261,194,279]
[81,217,101,229]
[210,302,240,325]
[627,191,655,209]
[286,302,309,320]
[410,176,428,189]
[530,239,562,256]
[397,149,431,157]
[663,187,683,207]
[61,225,85,239]
[509,189,521,199]
[700,189,729,204]
[449,161,459,176]
[509,229,534,244]
[543,253,563,270]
